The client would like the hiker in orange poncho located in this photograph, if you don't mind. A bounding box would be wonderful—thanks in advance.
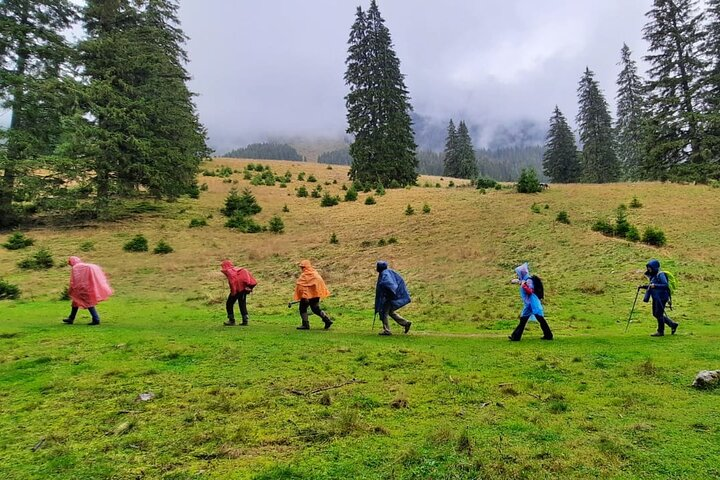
[221,260,257,326]
[62,256,113,326]
[293,260,333,330]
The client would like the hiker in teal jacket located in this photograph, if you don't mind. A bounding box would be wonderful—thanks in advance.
[641,259,678,336]
[509,263,553,341]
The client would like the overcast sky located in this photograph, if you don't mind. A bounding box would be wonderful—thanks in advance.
[178,0,654,152]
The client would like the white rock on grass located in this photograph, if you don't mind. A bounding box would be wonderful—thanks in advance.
[692,370,720,389]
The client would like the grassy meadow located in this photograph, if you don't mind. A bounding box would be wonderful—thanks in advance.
[1,158,720,479]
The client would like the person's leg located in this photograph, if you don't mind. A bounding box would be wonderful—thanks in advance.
[651,300,665,336]
[661,300,678,334]
[239,292,249,325]
[310,297,333,329]
[389,309,412,334]
[297,299,310,329]
[224,293,237,326]
[87,306,100,325]
[63,306,79,324]
[536,315,553,340]
[379,303,392,335]
[510,306,532,341]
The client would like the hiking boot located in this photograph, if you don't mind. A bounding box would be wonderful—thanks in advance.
[88,321,100,326]
[296,324,310,330]
[224,319,236,326]
[508,335,520,341]
[323,320,333,330]
[240,317,249,326]
[671,324,678,335]
[404,322,412,334]
[62,318,74,325]
[297,312,310,330]
[650,331,664,337]
[379,330,392,336]
[541,336,553,341]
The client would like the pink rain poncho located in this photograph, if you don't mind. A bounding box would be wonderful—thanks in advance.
[221,260,257,295]
[68,256,113,308]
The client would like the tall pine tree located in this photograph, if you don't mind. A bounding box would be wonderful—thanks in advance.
[0,0,77,226]
[643,0,705,174]
[577,67,620,183]
[442,119,458,177]
[454,121,478,179]
[700,0,720,169]
[70,0,208,209]
[543,107,581,183]
[615,44,647,180]
[345,0,417,187]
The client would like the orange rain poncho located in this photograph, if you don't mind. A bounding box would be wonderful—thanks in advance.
[221,260,257,295]
[293,260,330,301]
[68,256,113,309]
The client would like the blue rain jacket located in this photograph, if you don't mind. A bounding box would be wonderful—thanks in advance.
[515,263,544,317]
[643,259,670,304]
[375,262,411,313]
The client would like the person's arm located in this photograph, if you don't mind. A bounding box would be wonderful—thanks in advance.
[650,272,669,291]
[521,279,534,296]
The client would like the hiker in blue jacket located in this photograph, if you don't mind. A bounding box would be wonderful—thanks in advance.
[640,259,678,337]
[509,263,553,341]
[375,261,412,335]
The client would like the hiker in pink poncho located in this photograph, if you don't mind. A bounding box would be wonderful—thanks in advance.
[221,260,257,326]
[62,256,113,326]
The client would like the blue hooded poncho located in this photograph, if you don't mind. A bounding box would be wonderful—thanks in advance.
[374,261,411,314]
[643,259,670,304]
[515,262,544,317]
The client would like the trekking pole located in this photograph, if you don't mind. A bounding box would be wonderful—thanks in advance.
[287,300,300,308]
[372,312,377,332]
[624,286,642,333]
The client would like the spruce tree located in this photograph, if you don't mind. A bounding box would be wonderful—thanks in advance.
[455,121,478,179]
[345,1,417,187]
[615,44,647,180]
[442,119,458,177]
[701,0,720,166]
[71,0,208,209]
[0,0,77,226]
[577,68,620,183]
[543,107,581,183]
[643,0,705,173]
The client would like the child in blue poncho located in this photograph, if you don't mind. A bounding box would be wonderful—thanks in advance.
[508,263,553,341]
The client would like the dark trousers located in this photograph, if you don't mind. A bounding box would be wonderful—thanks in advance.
[299,297,331,324]
[226,292,248,320]
[652,299,677,334]
[380,303,410,332]
[68,306,100,323]
[510,315,553,341]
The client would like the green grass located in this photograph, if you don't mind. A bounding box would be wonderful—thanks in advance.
[1,159,720,479]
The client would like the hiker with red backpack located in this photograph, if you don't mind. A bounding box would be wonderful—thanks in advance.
[221,260,257,326]
[508,263,553,341]
[640,259,678,337]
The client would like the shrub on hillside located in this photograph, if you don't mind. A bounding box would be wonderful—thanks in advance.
[516,168,542,193]
[591,219,614,236]
[405,204,415,216]
[3,232,34,250]
[320,192,340,207]
[224,215,264,233]
[629,196,643,208]
[307,174,317,183]
[282,204,290,213]
[530,203,541,214]
[296,186,308,198]
[375,183,386,196]
[476,176,499,189]
[79,241,95,252]
[330,233,339,244]
[344,187,358,202]
[642,226,667,247]
[189,218,208,228]
[0,279,21,300]
[422,203,431,214]
[221,188,261,217]
[311,187,322,198]
[556,211,570,224]
[268,215,285,234]
[123,235,149,252]
[297,172,306,181]
[388,237,398,244]
[626,225,641,242]
[365,196,376,205]
[18,248,54,270]
[613,206,632,238]
[153,241,174,254]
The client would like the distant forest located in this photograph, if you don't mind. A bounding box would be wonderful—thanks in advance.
[318,146,545,182]
[224,143,305,161]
